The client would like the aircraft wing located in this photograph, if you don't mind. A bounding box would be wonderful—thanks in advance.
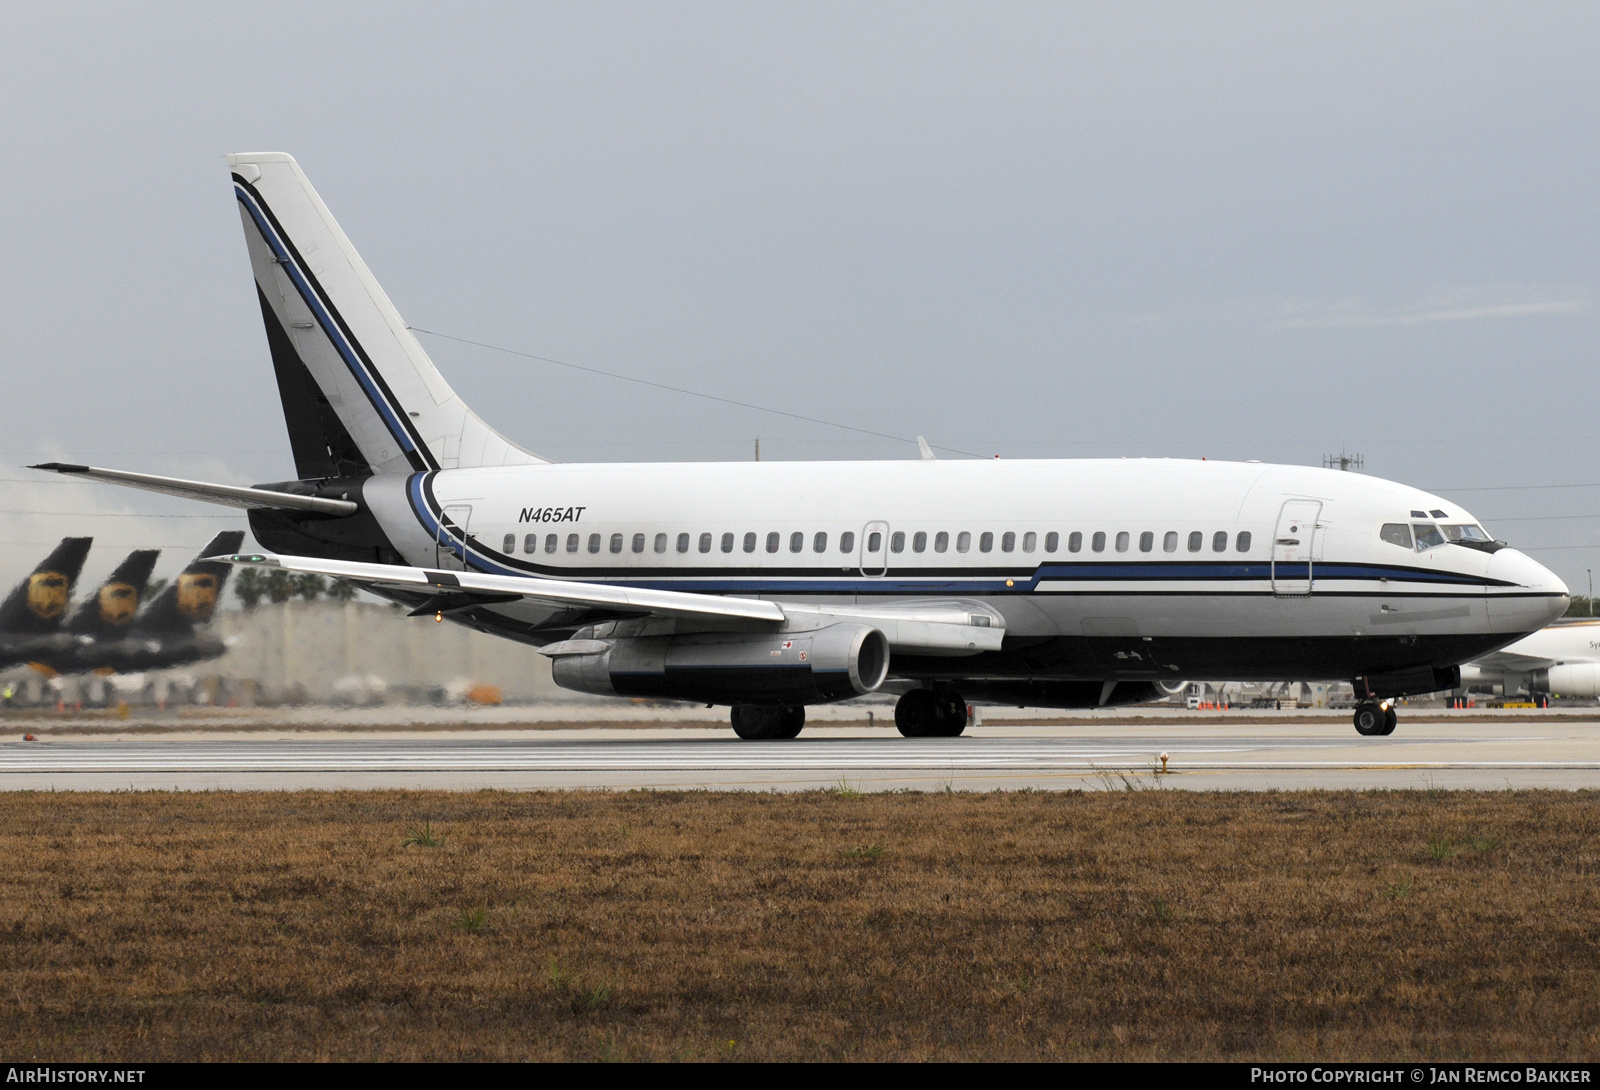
[1469,650,1557,671]
[216,553,1007,651]
[218,553,787,624]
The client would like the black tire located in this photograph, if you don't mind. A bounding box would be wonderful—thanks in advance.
[1380,705,1398,736]
[776,705,805,739]
[731,704,792,740]
[1353,701,1385,736]
[933,693,968,738]
[895,689,939,738]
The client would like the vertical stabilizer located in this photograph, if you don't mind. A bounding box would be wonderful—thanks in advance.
[0,537,93,635]
[133,532,244,635]
[228,152,546,478]
[66,550,159,638]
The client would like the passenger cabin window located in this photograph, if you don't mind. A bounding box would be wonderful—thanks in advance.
[698,532,711,553]
[721,532,735,553]
[1413,523,1447,550]
[545,534,558,554]
[766,532,780,553]
[523,534,537,554]
[913,531,927,553]
[677,532,690,553]
[611,533,625,554]
[653,533,667,554]
[1067,531,1081,553]
[503,533,516,553]
[1045,531,1059,552]
[1236,531,1252,552]
[567,533,580,553]
[1023,531,1036,552]
[1164,531,1178,553]
[1092,531,1105,553]
[1139,531,1153,553]
[813,532,828,552]
[1115,531,1130,553]
[979,532,994,553]
[1187,531,1202,553]
[956,531,971,553]
[934,531,949,553]
[1212,531,1227,553]
[1380,523,1413,549]
[891,531,906,553]
[790,531,804,553]
[867,531,882,552]
[744,532,758,553]
[840,531,856,553]
[1001,532,1015,553]
[632,533,646,553]
[587,534,601,554]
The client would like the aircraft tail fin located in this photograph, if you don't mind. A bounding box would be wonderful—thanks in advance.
[0,537,93,635]
[133,532,244,635]
[66,549,160,638]
[228,153,546,479]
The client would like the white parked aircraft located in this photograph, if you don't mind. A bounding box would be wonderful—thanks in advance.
[1460,619,1600,699]
[33,153,1569,738]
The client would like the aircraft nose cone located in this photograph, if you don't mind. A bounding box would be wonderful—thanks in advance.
[1487,548,1570,629]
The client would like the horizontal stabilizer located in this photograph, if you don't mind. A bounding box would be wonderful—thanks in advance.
[30,463,357,515]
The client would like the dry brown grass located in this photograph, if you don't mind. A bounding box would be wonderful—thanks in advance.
[2,788,1599,1061]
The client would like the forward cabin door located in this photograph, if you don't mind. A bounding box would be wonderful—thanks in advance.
[1271,499,1323,597]
[860,521,890,577]
[435,504,474,570]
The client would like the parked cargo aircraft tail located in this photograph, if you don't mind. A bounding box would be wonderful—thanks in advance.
[132,532,244,635]
[0,537,93,637]
[65,549,159,640]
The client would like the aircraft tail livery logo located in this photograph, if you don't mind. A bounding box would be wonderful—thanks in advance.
[97,582,140,627]
[27,572,70,620]
[176,573,220,621]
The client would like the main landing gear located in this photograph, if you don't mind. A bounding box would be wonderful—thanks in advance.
[731,704,805,740]
[894,689,968,738]
[1353,700,1398,737]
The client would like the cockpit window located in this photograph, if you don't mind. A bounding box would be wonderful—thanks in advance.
[1412,523,1447,550]
[1380,523,1413,549]
[1441,523,1492,544]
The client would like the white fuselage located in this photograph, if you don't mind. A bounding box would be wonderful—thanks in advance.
[340,456,1566,684]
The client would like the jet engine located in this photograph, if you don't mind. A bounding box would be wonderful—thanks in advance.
[547,623,891,706]
[1530,663,1600,698]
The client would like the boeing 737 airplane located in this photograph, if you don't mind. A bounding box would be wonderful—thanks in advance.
[33,153,1570,738]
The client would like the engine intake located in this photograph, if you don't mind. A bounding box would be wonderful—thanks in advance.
[549,623,890,706]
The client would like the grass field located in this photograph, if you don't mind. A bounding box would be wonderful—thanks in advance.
[2,787,1598,1061]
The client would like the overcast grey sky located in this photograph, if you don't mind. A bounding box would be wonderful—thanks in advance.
[3,3,1599,594]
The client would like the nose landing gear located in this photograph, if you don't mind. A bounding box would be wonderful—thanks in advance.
[895,688,968,737]
[1353,700,1397,736]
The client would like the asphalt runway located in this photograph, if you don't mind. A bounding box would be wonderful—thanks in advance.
[2,717,1599,791]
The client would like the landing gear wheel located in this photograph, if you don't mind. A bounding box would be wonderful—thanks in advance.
[1380,705,1398,736]
[895,689,938,737]
[895,690,968,738]
[731,704,804,740]
[1353,701,1386,736]
[934,693,968,738]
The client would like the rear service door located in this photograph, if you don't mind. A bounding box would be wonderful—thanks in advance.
[860,521,890,577]
[1272,499,1323,596]
[435,504,474,570]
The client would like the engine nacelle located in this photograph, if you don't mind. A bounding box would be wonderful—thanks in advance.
[549,623,891,706]
[1530,663,1600,698]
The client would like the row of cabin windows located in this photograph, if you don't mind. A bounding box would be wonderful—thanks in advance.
[501,528,1254,557]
